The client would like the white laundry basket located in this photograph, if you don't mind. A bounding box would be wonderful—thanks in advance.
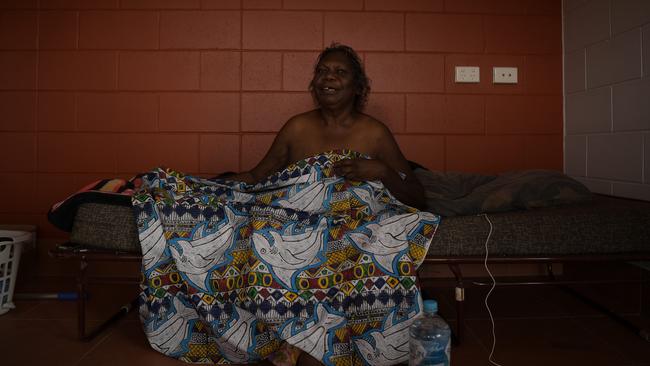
[0,230,31,315]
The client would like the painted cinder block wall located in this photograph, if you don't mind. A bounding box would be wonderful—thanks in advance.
[0,0,562,243]
[563,0,650,201]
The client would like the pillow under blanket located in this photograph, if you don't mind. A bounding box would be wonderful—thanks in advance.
[414,169,592,217]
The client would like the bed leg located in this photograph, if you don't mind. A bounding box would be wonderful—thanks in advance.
[75,256,138,341]
[77,256,88,341]
[449,263,465,346]
[545,263,556,281]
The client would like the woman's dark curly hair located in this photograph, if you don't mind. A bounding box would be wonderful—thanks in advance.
[309,43,371,111]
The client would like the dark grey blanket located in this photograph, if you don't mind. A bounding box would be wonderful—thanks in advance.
[414,169,592,217]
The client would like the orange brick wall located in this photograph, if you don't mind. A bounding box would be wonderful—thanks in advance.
[0,0,562,240]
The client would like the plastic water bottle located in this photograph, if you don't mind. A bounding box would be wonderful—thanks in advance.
[409,299,451,366]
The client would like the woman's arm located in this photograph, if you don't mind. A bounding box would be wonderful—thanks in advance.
[376,130,425,209]
[332,124,426,209]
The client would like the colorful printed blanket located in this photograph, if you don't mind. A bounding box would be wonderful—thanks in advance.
[132,150,440,365]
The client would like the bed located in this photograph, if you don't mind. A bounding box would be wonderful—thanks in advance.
[423,193,650,342]
[48,169,650,342]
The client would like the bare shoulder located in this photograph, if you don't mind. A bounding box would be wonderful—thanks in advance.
[355,113,404,161]
[281,109,321,135]
[357,113,394,139]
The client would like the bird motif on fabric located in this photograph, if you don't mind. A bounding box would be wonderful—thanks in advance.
[347,212,422,274]
[252,217,328,288]
[231,189,254,204]
[280,303,346,362]
[145,296,198,355]
[276,169,336,212]
[350,185,386,215]
[214,307,256,364]
[169,206,245,291]
[140,217,167,271]
[354,307,418,365]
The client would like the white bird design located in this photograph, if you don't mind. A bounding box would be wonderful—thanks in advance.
[170,206,244,291]
[276,170,336,212]
[231,190,254,204]
[354,308,417,365]
[140,217,167,271]
[350,186,386,215]
[252,217,328,288]
[347,212,422,274]
[145,296,198,355]
[280,303,345,362]
[214,307,256,364]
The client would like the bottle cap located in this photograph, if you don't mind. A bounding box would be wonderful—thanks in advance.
[423,299,438,313]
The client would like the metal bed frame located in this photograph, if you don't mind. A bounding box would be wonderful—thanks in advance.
[419,254,650,345]
[49,243,141,341]
[50,241,650,344]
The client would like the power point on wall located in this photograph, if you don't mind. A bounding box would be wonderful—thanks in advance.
[493,67,518,84]
[455,66,480,83]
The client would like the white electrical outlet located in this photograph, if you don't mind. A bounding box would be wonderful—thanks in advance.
[455,66,480,83]
[493,67,518,84]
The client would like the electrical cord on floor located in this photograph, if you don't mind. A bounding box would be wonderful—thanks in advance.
[479,213,504,366]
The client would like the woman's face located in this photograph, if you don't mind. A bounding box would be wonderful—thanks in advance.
[312,51,357,109]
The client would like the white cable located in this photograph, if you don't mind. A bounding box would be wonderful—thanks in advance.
[480,213,503,366]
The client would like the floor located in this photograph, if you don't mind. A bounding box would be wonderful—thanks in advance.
[1,267,649,366]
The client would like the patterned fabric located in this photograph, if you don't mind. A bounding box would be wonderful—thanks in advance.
[131,150,439,365]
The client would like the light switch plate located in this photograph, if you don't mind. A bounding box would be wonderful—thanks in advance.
[493,67,518,84]
[455,66,480,83]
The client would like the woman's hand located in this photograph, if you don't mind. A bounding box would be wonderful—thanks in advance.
[332,158,390,181]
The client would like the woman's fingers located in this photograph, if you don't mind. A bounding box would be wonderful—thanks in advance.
[334,158,386,181]
[333,159,365,180]
[333,159,353,175]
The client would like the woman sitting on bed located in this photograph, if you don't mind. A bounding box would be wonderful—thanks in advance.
[227,43,425,210]
[131,43,438,366]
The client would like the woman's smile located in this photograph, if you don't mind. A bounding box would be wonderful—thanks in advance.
[319,86,338,95]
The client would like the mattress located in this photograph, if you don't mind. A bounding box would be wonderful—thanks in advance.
[68,195,650,257]
[70,203,139,252]
[429,194,650,257]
